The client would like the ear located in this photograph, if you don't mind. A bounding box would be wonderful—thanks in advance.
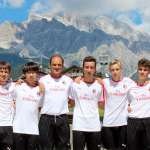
[48,64,51,69]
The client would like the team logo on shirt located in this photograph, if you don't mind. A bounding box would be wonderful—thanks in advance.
[123,84,127,89]
[37,91,41,96]
[92,89,96,94]
[62,81,66,85]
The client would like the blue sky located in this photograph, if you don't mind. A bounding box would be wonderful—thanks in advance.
[0,0,148,31]
[0,0,36,23]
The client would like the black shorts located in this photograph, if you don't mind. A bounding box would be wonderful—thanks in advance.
[13,133,39,150]
[0,126,13,146]
[39,114,70,150]
[127,117,150,150]
[73,130,101,150]
[101,125,127,149]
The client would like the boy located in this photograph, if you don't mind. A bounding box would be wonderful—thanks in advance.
[0,61,15,150]
[13,62,43,150]
[69,56,102,150]
[127,58,150,150]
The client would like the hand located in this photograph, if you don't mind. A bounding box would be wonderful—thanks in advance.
[96,77,103,85]
[128,106,132,113]
[15,79,24,85]
[74,76,82,84]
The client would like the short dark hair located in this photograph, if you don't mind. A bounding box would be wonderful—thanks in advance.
[83,56,96,67]
[22,62,39,74]
[138,58,150,70]
[0,61,11,73]
[49,54,64,65]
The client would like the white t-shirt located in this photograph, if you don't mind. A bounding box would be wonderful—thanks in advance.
[39,74,73,115]
[103,77,135,127]
[128,81,150,118]
[13,83,42,135]
[69,80,102,132]
[0,82,15,126]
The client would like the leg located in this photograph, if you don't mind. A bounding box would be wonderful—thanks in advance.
[39,115,54,150]
[73,131,85,150]
[13,133,25,150]
[127,118,141,150]
[0,126,13,150]
[27,135,39,150]
[86,132,101,150]
[118,126,127,150]
[55,115,70,150]
[101,127,116,149]
[144,118,150,150]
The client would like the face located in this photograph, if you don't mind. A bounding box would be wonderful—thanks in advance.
[25,71,38,86]
[50,56,63,78]
[109,64,122,80]
[83,61,96,78]
[138,66,150,81]
[0,68,10,85]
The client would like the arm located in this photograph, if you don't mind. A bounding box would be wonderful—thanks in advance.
[127,103,132,113]
[38,82,45,96]
[11,100,16,109]
[68,98,75,108]
[98,79,105,108]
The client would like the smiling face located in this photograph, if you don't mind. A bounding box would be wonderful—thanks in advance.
[50,56,64,78]
[138,66,150,81]
[0,62,11,85]
[23,62,39,87]
[25,71,38,86]
[109,60,122,81]
[137,58,150,82]
[0,68,10,85]
[83,61,96,78]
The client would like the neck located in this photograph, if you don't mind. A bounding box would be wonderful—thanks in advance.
[83,76,95,84]
[0,81,7,86]
[50,73,62,79]
[112,76,122,82]
[137,79,148,86]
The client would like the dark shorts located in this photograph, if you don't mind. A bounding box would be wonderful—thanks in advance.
[0,126,13,145]
[101,125,127,149]
[13,133,39,150]
[39,114,70,150]
[73,130,101,150]
[127,117,150,150]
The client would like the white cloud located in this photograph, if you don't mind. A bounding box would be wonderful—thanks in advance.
[7,0,24,8]
[30,0,138,16]
[29,0,150,32]
[30,0,63,15]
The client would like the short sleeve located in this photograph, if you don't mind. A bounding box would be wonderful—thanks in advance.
[69,83,76,101]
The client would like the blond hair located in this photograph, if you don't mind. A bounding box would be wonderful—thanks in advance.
[109,59,122,70]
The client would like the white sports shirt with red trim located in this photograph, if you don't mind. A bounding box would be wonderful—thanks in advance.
[39,74,73,115]
[13,83,42,135]
[127,81,150,118]
[103,77,135,127]
[69,80,102,132]
[0,82,15,126]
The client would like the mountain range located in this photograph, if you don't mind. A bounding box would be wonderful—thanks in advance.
[0,13,150,78]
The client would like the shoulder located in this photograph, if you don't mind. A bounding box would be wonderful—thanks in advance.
[62,75,73,83]
[123,77,136,86]
[123,77,134,82]
[39,74,50,82]
[102,78,110,85]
